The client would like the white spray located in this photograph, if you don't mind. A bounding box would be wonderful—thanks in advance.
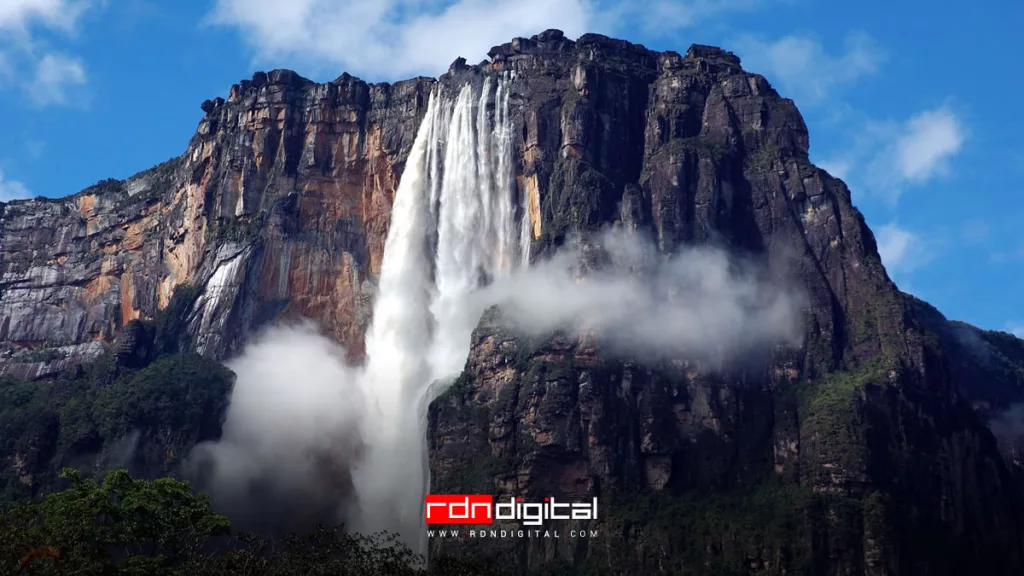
[352,73,529,553]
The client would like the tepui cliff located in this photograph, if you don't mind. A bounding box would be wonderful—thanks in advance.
[2,29,1024,576]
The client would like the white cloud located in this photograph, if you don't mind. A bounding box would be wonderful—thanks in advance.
[0,0,87,33]
[876,222,930,274]
[0,169,33,201]
[1004,324,1024,339]
[0,0,92,108]
[821,105,966,204]
[734,31,885,103]
[206,0,766,80]
[207,0,592,79]
[891,107,965,184]
[24,52,87,106]
[478,228,805,365]
[864,106,966,202]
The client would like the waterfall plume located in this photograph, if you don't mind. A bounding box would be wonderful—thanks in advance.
[353,72,529,552]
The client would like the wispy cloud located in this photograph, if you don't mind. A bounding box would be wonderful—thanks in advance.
[822,105,967,205]
[605,0,765,36]
[0,0,89,33]
[876,222,931,274]
[889,107,965,185]
[0,169,33,202]
[733,31,886,104]
[0,0,94,108]
[207,0,592,79]
[961,218,990,245]
[24,139,45,159]
[24,52,87,107]
[990,245,1024,264]
[206,0,770,80]
[1005,323,1024,339]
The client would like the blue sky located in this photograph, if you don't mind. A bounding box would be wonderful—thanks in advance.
[0,0,1021,335]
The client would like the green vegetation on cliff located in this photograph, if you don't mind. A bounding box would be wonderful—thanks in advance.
[582,483,863,576]
[0,285,231,500]
[1,468,500,576]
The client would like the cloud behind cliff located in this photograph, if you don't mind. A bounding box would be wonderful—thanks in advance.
[816,105,967,206]
[0,169,33,201]
[477,229,806,365]
[876,221,932,274]
[734,31,886,104]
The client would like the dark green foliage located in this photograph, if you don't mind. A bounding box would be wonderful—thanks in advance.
[79,178,125,197]
[800,360,887,432]
[93,355,234,468]
[0,469,497,575]
[21,349,67,364]
[209,212,266,243]
[0,286,498,574]
[795,360,889,484]
[439,372,476,404]
[745,145,779,174]
[0,379,59,499]
[594,483,857,575]
[0,351,234,501]
[0,284,232,501]
[133,157,182,196]
[427,554,505,576]
[1,468,230,575]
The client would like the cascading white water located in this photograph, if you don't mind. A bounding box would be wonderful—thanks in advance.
[351,73,530,554]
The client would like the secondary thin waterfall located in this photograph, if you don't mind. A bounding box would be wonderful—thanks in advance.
[352,72,530,554]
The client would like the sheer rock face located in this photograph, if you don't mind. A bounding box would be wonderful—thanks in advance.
[424,32,1024,574]
[0,29,1022,575]
[0,71,434,369]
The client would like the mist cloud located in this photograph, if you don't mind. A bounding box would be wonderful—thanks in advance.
[186,229,806,539]
[187,322,366,535]
[477,229,806,365]
[988,402,1024,452]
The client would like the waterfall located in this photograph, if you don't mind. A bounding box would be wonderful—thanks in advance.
[352,73,530,554]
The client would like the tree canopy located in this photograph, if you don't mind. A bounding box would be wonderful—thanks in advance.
[0,468,501,576]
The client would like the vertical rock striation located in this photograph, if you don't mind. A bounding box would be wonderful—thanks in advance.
[424,31,1024,575]
[0,70,434,372]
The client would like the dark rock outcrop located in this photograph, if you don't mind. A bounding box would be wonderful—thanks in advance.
[0,29,1022,575]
